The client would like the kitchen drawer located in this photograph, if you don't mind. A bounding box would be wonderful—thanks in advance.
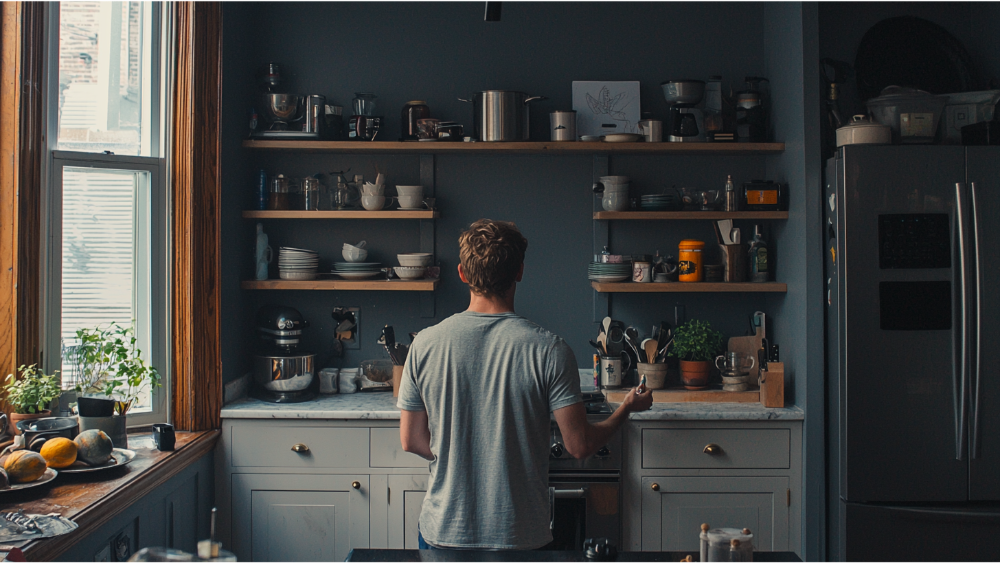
[642,428,789,469]
[231,425,369,468]
[370,427,430,468]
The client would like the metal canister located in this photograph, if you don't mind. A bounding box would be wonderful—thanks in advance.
[304,95,326,133]
[301,177,319,210]
[550,110,577,141]
[678,240,705,282]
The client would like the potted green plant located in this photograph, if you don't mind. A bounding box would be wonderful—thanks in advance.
[3,364,62,434]
[70,323,161,448]
[669,319,724,389]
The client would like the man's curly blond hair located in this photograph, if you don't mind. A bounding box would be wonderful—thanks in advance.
[458,219,528,299]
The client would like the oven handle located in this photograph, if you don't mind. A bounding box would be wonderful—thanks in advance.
[550,486,589,530]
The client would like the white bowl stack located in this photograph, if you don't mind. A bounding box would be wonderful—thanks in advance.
[278,247,319,280]
[395,253,432,279]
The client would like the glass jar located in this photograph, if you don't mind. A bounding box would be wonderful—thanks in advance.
[352,92,377,116]
[678,239,705,282]
[300,177,320,211]
[401,101,430,140]
[267,174,291,210]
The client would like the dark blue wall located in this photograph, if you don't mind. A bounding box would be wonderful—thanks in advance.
[220,2,790,381]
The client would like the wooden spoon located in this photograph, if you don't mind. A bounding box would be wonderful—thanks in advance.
[596,332,608,356]
[643,339,658,364]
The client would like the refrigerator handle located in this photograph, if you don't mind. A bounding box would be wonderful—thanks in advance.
[970,182,982,459]
[954,182,969,461]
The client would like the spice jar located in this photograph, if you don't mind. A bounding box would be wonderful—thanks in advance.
[401,101,430,141]
[678,240,705,282]
[267,174,291,210]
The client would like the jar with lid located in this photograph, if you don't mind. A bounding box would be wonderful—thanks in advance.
[267,174,292,210]
[401,101,430,141]
[678,240,705,282]
[705,528,753,562]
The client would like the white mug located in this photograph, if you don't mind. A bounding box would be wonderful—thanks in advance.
[362,195,385,210]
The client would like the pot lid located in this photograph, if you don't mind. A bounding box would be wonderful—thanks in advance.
[838,115,890,131]
[16,416,78,433]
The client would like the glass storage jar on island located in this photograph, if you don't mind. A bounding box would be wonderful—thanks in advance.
[678,239,705,282]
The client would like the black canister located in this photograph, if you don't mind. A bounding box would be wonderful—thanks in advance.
[401,101,430,141]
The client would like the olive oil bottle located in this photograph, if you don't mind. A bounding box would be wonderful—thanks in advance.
[748,224,769,282]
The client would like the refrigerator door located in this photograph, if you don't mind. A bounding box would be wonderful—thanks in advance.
[843,501,1000,561]
[838,146,967,503]
[968,147,1000,501]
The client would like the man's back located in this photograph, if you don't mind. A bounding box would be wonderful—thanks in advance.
[397,311,581,549]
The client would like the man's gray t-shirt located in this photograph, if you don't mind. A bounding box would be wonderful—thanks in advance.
[396,311,581,549]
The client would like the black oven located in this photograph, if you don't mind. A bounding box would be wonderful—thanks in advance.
[544,406,622,550]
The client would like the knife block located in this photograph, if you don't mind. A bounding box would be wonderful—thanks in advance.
[759,361,784,407]
[392,365,404,397]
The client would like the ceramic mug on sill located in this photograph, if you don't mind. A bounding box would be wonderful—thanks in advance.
[152,423,175,451]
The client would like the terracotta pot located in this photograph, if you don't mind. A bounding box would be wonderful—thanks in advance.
[10,410,52,435]
[679,360,711,390]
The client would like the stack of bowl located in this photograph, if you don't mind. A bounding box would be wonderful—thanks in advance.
[278,247,319,280]
[598,176,630,212]
[361,183,385,211]
[395,253,432,279]
[395,185,425,210]
[342,241,368,262]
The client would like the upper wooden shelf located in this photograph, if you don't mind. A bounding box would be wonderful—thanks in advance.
[593,211,788,220]
[591,281,787,293]
[243,210,438,219]
[242,279,439,291]
[242,140,785,155]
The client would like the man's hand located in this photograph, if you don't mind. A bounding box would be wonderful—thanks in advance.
[400,409,434,460]
[619,383,654,413]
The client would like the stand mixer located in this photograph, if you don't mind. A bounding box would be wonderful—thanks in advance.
[661,80,706,142]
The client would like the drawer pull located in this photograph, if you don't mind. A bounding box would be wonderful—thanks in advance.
[291,443,310,453]
[703,444,722,455]
[651,483,660,491]
[352,481,361,490]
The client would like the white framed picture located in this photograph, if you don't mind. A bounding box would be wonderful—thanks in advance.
[572,81,641,137]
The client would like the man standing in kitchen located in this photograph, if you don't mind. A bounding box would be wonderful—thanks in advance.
[398,218,652,550]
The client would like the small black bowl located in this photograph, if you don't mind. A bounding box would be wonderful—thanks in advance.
[77,396,116,417]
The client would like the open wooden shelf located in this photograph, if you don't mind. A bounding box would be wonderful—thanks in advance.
[591,281,787,293]
[242,140,785,155]
[593,211,788,220]
[242,210,438,219]
[242,279,439,291]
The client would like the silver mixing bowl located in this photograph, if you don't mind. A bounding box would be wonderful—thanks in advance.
[262,93,301,122]
[660,80,706,105]
[254,353,315,393]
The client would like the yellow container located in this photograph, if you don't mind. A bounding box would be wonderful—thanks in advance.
[678,240,705,282]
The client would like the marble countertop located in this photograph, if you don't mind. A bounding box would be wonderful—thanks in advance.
[221,392,803,421]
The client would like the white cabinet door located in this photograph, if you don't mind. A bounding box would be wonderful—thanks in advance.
[641,476,789,552]
[232,474,370,562]
[387,474,428,549]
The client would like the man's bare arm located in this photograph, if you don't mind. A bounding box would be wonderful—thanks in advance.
[553,385,653,459]
[400,409,434,460]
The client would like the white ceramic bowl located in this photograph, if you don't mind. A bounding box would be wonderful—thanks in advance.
[397,195,423,209]
[395,185,425,197]
[342,247,369,262]
[397,253,433,267]
[361,195,385,210]
[394,266,426,280]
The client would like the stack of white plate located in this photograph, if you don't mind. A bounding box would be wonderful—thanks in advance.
[279,247,319,280]
[332,262,382,280]
[588,262,631,282]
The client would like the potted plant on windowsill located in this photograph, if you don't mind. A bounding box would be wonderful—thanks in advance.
[3,364,62,434]
[69,323,161,448]
[669,319,724,390]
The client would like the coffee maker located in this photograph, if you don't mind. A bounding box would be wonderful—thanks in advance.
[661,80,706,142]
[252,305,316,403]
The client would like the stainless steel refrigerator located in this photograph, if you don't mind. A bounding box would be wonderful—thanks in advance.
[825,145,1000,561]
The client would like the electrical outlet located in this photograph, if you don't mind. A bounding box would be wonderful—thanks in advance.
[332,307,360,349]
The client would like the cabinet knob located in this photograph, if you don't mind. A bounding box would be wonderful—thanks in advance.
[291,443,309,453]
[703,443,721,455]
[352,481,361,490]
[651,483,660,491]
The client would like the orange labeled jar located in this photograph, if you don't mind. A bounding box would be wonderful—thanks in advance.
[678,240,705,282]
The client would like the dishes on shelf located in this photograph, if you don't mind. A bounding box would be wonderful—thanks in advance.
[397,253,433,267]
[394,266,426,280]
[279,247,319,280]
[588,262,631,282]
[332,262,382,279]
[640,192,683,211]
[603,133,643,143]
